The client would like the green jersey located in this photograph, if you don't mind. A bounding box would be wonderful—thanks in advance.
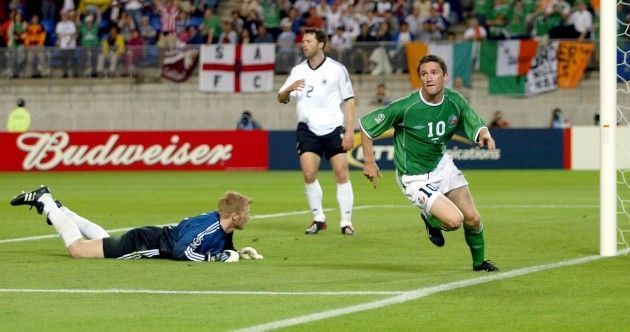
[360,88,486,175]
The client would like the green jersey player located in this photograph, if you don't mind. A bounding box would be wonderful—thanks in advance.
[360,54,498,272]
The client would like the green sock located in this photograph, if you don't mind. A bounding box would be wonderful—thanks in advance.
[465,223,485,268]
[426,215,445,230]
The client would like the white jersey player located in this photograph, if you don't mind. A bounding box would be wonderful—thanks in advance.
[278,28,357,236]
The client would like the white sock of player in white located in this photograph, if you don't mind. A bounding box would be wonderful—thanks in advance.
[305,179,325,222]
[60,206,110,240]
[40,194,82,247]
[337,181,353,227]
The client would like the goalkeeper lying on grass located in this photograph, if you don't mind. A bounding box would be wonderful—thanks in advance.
[10,186,263,262]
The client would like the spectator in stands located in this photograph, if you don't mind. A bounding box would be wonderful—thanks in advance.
[239,27,252,44]
[254,24,274,43]
[138,15,157,44]
[55,10,77,78]
[489,110,510,128]
[6,98,31,132]
[463,17,488,41]
[486,0,511,40]
[261,0,281,39]
[42,0,58,21]
[472,0,493,27]
[230,9,244,33]
[276,21,297,73]
[423,7,448,41]
[355,22,377,73]
[538,0,571,42]
[434,0,452,25]
[80,14,100,77]
[330,26,352,64]
[550,107,571,129]
[0,11,16,48]
[122,0,144,27]
[405,6,424,38]
[24,14,49,78]
[125,29,145,74]
[118,12,137,42]
[244,9,262,40]
[156,0,179,50]
[218,19,238,44]
[97,25,125,77]
[305,6,324,29]
[507,0,530,39]
[236,111,262,130]
[200,7,221,44]
[6,10,26,77]
[187,25,203,44]
[391,21,413,74]
[370,83,392,107]
[413,0,432,20]
[566,0,593,41]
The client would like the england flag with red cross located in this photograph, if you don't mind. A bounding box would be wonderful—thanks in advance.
[199,44,275,93]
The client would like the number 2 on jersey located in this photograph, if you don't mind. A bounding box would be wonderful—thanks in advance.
[306,86,314,98]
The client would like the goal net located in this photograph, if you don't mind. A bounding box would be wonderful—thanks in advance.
[606,1,630,254]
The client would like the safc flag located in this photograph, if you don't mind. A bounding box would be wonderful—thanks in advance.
[199,44,275,93]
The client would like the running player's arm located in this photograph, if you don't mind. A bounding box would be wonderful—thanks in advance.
[457,95,496,150]
[339,65,356,151]
[278,68,304,103]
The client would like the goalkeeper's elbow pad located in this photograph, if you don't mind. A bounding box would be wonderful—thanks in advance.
[238,247,264,260]
[207,250,240,262]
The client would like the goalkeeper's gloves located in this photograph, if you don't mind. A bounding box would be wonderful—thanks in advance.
[238,247,264,260]
[207,250,240,262]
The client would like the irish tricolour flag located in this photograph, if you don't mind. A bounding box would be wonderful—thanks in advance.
[405,41,473,89]
[480,40,538,77]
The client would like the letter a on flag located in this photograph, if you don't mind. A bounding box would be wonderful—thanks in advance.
[199,44,275,93]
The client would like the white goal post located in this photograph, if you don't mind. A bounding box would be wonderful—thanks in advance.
[600,0,617,256]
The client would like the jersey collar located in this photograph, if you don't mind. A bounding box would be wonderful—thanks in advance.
[418,88,444,106]
[307,56,327,71]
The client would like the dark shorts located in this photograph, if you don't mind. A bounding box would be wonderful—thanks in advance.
[296,122,345,160]
[103,226,173,259]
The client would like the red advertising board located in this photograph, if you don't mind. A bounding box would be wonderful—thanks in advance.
[0,131,268,171]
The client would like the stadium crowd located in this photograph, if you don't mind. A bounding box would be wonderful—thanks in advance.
[0,0,601,78]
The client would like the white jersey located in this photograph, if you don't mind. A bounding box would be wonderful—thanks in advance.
[279,57,355,136]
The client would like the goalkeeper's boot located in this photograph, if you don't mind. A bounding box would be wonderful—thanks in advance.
[340,225,355,236]
[10,185,50,215]
[421,212,445,247]
[473,260,499,272]
[305,221,326,234]
[45,200,63,226]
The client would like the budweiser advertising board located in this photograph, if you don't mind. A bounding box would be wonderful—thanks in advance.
[0,131,268,171]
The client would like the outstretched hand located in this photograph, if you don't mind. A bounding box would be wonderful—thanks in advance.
[477,129,496,150]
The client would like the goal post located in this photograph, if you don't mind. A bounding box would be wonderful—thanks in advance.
[600,0,617,256]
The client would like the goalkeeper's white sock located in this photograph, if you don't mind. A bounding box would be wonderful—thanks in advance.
[305,179,325,222]
[40,194,82,247]
[60,206,110,240]
[337,181,353,227]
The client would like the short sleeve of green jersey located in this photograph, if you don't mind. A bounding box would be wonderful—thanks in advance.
[360,98,407,139]
[450,90,487,142]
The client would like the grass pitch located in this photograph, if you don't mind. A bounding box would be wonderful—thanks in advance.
[0,170,628,331]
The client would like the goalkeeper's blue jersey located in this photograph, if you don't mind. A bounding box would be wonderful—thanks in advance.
[166,211,234,261]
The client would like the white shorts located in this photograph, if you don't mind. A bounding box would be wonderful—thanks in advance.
[396,154,469,214]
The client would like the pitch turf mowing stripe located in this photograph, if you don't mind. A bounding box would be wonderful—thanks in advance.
[232,249,630,332]
[0,204,597,244]
[0,289,403,296]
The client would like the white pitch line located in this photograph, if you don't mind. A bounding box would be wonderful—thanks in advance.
[0,204,598,244]
[232,248,630,332]
[0,289,402,296]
